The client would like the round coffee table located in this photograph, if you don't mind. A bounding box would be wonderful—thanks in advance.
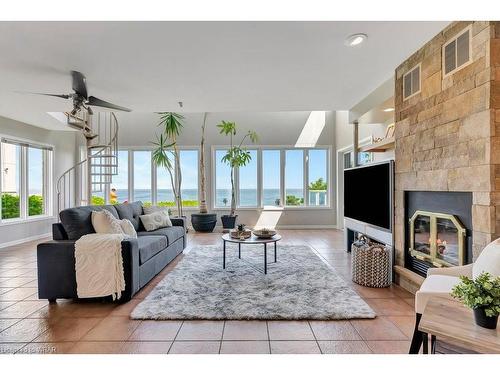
[221,233,282,274]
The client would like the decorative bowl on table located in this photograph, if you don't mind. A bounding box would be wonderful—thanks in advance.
[252,228,277,239]
[230,229,252,240]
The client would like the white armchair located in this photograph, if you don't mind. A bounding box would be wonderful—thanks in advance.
[409,238,500,354]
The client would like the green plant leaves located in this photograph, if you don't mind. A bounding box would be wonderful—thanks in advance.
[151,133,175,169]
[451,271,500,317]
[157,112,184,138]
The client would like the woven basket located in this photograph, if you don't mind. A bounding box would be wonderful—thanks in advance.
[351,236,392,288]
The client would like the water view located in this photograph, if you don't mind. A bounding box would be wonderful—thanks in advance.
[108,188,327,207]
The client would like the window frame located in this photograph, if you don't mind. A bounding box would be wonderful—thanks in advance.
[98,146,200,210]
[442,25,473,79]
[212,145,332,211]
[402,63,421,101]
[0,135,54,225]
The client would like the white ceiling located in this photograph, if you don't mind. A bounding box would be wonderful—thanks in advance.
[0,21,449,130]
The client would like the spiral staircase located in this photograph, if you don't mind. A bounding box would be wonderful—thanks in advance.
[56,111,119,213]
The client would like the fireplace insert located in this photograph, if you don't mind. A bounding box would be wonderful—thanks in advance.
[404,191,472,276]
[409,210,466,268]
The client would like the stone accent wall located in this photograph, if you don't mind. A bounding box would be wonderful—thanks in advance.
[394,21,500,290]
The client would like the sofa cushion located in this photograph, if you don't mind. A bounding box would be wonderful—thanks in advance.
[137,226,185,246]
[60,205,119,240]
[114,201,144,231]
[137,236,167,265]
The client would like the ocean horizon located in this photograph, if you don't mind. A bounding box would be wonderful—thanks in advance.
[111,188,326,206]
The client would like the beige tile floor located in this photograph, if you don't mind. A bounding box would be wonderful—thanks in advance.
[0,229,416,354]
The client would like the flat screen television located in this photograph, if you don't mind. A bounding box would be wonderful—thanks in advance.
[344,160,394,231]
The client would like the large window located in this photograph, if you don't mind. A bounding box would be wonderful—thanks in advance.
[213,147,330,209]
[28,147,46,216]
[156,151,175,207]
[239,149,258,207]
[1,139,52,222]
[1,142,21,219]
[285,149,304,206]
[262,150,281,207]
[90,149,106,205]
[215,149,231,208]
[308,149,328,206]
[96,148,199,210]
[179,149,199,208]
[133,151,152,206]
[110,150,129,204]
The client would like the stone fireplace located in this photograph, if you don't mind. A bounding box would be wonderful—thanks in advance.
[393,21,500,293]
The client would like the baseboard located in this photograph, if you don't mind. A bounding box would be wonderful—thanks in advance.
[0,232,52,249]
[210,224,337,230]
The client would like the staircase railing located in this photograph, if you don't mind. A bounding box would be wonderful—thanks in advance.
[56,112,119,214]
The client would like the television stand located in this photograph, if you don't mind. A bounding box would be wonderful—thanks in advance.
[344,217,393,253]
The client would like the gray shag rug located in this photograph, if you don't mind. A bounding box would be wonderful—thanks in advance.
[131,244,376,320]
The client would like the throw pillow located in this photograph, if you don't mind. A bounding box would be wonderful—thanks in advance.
[91,210,124,235]
[120,219,137,239]
[139,211,172,232]
[143,205,170,215]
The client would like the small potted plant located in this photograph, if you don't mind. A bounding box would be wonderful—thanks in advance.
[217,120,258,230]
[451,272,500,329]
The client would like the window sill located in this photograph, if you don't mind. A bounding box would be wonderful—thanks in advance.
[0,215,56,227]
[212,206,332,212]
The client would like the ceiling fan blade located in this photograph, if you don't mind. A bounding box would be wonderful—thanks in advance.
[87,96,132,112]
[18,91,71,99]
[71,70,88,99]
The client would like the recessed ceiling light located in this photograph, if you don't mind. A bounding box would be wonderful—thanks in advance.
[383,107,395,112]
[345,33,367,47]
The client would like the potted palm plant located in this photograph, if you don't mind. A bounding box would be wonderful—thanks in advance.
[191,113,217,232]
[451,272,500,329]
[217,120,258,230]
[152,112,184,217]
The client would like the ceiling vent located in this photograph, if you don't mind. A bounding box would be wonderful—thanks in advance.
[443,26,472,77]
[403,64,421,100]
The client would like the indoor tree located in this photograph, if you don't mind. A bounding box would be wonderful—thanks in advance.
[152,112,185,217]
[217,120,258,227]
[190,113,218,232]
[199,112,208,214]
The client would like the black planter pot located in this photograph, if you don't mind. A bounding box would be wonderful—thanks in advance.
[221,215,237,230]
[191,213,217,232]
[473,308,499,329]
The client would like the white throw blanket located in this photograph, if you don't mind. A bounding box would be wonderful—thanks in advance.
[75,233,126,300]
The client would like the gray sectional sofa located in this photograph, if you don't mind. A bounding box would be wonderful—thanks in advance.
[37,201,186,302]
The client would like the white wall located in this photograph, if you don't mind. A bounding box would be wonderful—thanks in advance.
[0,116,77,247]
[113,111,337,228]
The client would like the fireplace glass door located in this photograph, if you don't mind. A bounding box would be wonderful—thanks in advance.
[409,211,466,267]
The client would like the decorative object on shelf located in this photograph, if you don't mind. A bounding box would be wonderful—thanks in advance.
[371,123,395,144]
[191,112,217,233]
[360,123,396,153]
[230,228,251,240]
[253,228,277,239]
[217,120,258,230]
[384,123,395,139]
[451,272,500,329]
[351,235,392,288]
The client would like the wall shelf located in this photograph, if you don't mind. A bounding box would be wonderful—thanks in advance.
[358,136,395,153]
